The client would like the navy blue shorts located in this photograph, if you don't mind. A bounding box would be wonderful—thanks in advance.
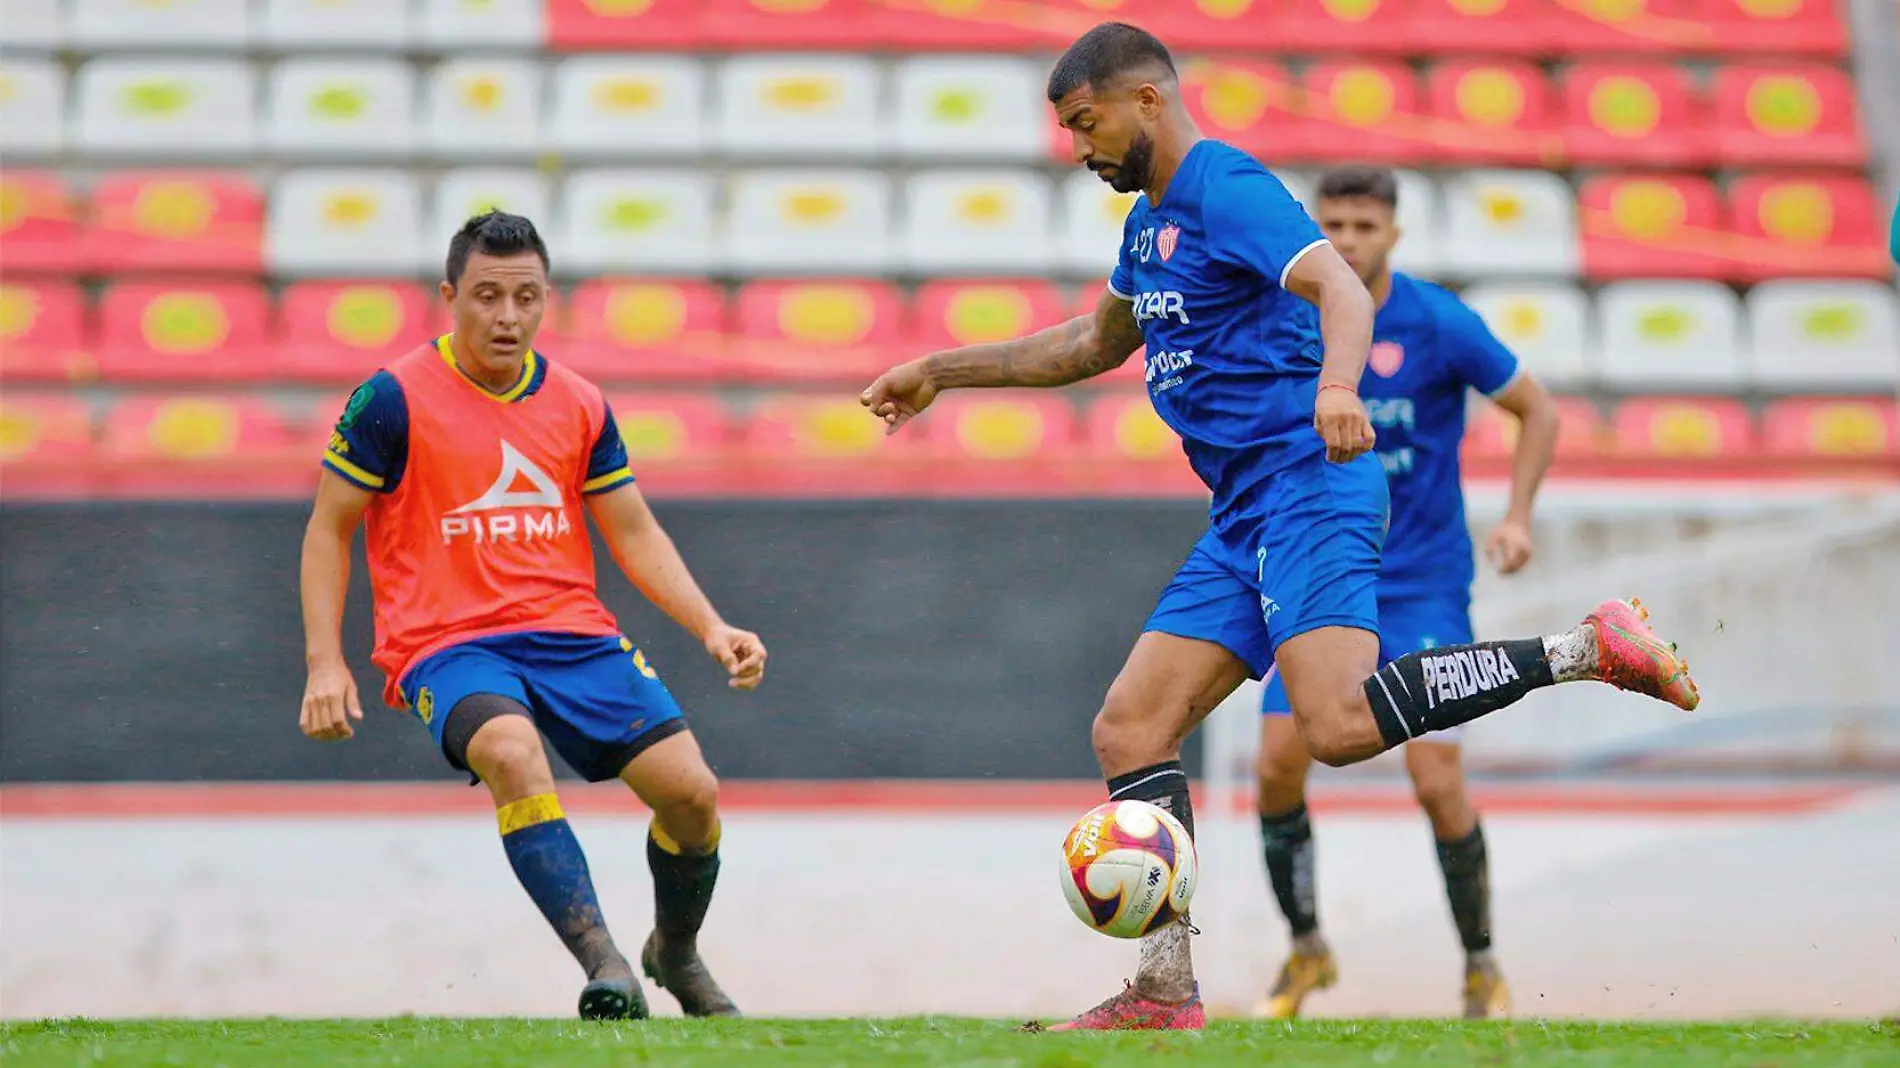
[398,630,687,783]
[1261,591,1475,742]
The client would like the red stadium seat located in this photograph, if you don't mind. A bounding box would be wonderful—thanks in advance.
[1278,0,1417,54]
[1727,174,1891,282]
[95,282,274,382]
[0,172,84,275]
[744,394,914,459]
[882,0,1055,51]
[1611,397,1756,459]
[1463,396,1606,461]
[1578,174,1732,280]
[704,0,888,49]
[1761,397,1898,459]
[1299,60,1429,165]
[1560,63,1708,167]
[1178,59,1307,163]
[920,392,1077,460]
[601,391,735,464]
[86,171,264,274]
[0,393,93,463]
[1702,0,1845,57]
[1548,0,1713,56]
[732,280,903,383]
[1711,63,1865,168]
[1081,391,1202,494]
[278,281,442,383]
[1407,0,1558,55]
[1425,60,1560,166]
[544,0,708,50]
[100,394,309,496]
[0,281,92,382]
[910,281,1065,354]
[554,280,729,384]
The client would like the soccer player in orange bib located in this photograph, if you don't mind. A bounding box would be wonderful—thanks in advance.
[299,211,765,1021]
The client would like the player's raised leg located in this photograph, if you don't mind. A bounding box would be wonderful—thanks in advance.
[1405,739,1509,1018]
[1253,707,1336,1019]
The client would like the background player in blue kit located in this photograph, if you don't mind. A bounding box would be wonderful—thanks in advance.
[1252,167,1562,1022]
[862,23,1699,1031]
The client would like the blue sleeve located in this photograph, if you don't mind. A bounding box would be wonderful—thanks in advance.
[1203,167,1328,288]
[582,403,636,496]
[1437,295,1521,397]
[322,370,407,493]
[1107,203,1138,301]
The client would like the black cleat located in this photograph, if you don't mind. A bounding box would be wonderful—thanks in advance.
[641,931,740,1017]
[578,975,648,1021]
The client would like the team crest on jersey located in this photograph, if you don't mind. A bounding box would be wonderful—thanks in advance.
[1157,224,1180,262]
[1369,340,1406,378]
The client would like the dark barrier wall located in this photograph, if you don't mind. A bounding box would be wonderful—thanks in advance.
[0,501,1212,782]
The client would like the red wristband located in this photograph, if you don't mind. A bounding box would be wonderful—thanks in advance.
[1319,382,1357,397]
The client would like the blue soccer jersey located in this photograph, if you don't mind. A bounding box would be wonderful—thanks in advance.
[1361,273,1520,600]
[1108,140,1331,540]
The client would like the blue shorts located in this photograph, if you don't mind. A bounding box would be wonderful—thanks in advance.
[1144,452,1388,679]
[1262,592,1475,737]
[397,630,687,783]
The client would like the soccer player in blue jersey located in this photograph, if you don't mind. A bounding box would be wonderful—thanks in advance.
[862,23,1698,1031]
[1253,166,1561,1022]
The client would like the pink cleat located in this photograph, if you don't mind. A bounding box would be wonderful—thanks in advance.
[1585,598,1700,712]
[1043,982,1206,1032]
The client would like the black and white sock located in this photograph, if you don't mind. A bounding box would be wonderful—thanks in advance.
[1363,639,1560,750]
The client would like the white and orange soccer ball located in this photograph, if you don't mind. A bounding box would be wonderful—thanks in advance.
[1059,799,1198,939]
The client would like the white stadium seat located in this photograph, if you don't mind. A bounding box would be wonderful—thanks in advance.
[71,0,251,50]
[551,56,705,160]
[1595,281,1746,392]
[1441,170,1579,278]
[1057,169,1139,276]
[716,55,882,160]
[1389,170,1443,280]
[261,0,413,50]
[417,0,545,50]
[892,57,1044,161]
[426,58,543,160]
[1746,281,1900,391]
[557,170,717,275]
[265,58,417,160]
[433,169,552,248]
[902,170,1054,275]
[268,169,427,277]
[1461,282,1593,388]
[0,0,63,51]
[74,58,256,159]
[0,60,66,159]
[723,170,892,274]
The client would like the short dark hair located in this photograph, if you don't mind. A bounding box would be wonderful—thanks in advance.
[1046,22,1176,102]
[1316,166,1399,209]
[445,210,550,287]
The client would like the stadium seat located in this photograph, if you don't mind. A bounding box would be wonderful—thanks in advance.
[743,395,907,463]
[1081,391,1203,493]
[1440,170,1579,278]
[1728,174,1892,282]
[1463,395,1605,461]
[704,0,887,49]
[1711,64,1865,168]
[431,170,552,247]
[1610,397,1756,460]
[730,279,904,382]
[1595,281,1747,392]
[0,394,93,463]
[70,0,251,50]
[0,0,63,51]
[1703,0,1846,57]
[95,282,274,382]
[267,170,427,277]
[426,59,543,160]
[1388,170,1444,279]
[1547,0,1707,55]
[100,395,304,495]
[1057,170,1141,276]
[1406,0,1556,54]
[892,57,1043,161]
[1746,281,1900,392]
[551,56,706,160]
[278,281,443,382]
[260,0,413,50]
[600,392,734,464]
[1577,173,1731,280]
[901,170,1054,275]
[715,55,882,160]
[920,393,1078,467]
[881,0,1047,50]
[1460,282,1593,388]
[544,0,707,50]
[557,170,718,276]
[723,170,892,275]
[0,171,85,275]
[265,58,419,160]
[1300,60,1428,165]
[0,59,66,159]
[1176,59,1306,163]
[1761,398,1897,459]
[0,281,91,382]
[74,58,256,159]
[911,281,1066,353]
[1560,62,1707,168]
[417,0,545,48]
[1423,60,1559,167]
[556,280,728,383]
[87,171,265,274]
[1279,0,1417,53]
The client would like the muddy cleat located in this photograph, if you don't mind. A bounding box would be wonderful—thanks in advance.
[1463,961,1511,1019]
[577,975,647,1021]
[1046,981,1206,1031]
[1585,598,1700,711]
[641,931,740,1018]
[1256,948,1338,1019]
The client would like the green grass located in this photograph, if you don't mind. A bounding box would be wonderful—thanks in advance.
[3,1018,1897,1068]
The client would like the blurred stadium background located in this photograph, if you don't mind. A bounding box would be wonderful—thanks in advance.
[2,0,1897,1023]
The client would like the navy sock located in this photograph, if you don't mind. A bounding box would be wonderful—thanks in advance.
[1365,640,1556,749]
[1259,803,1319,937]
[648,821,720,952]
[1435,822,1493,954]
[498,794,625,979]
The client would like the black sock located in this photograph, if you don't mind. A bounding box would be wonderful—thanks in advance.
[647,826,720,954]
[1435,822,1493,954]
[1364,640,1556,749]
[1106,760,1195,840]
[1259,803,1319,937]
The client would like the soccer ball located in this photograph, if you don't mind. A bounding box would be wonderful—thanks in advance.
[1059,799,1197,939]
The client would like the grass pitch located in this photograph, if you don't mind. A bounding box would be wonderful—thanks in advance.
[4,1017,1897,1068]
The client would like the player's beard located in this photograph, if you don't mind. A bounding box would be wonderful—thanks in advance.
[1096,130,1156,194]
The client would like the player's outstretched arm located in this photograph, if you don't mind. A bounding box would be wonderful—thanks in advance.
[1285,244,1378,464]
[300,471,373,741]
[860,289,1143,433]
[587,484,766,691]
[1485,373,1560,574]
